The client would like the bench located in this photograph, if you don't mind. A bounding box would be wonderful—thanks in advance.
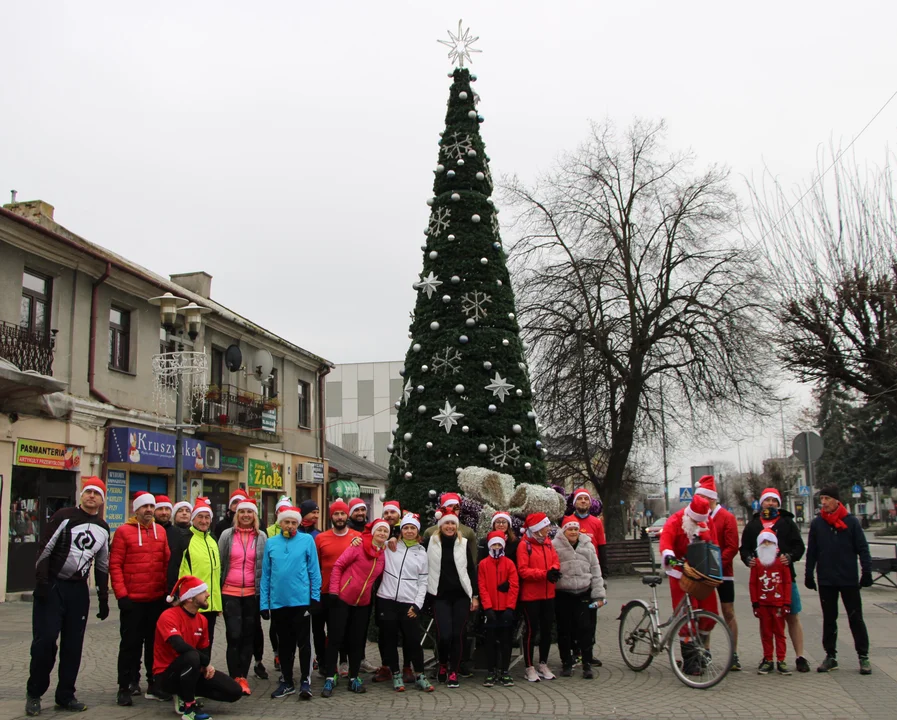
[605,538,656,576]
[869,543,897,589]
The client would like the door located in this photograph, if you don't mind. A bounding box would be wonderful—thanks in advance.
[7,467,76,593]
[203,479,231,526]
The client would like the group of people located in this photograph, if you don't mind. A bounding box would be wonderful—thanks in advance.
[660,475,873,677]
[23,478,612,720]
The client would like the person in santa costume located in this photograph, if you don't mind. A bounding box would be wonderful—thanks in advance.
[750,531,793,675]
[695,475,741,671]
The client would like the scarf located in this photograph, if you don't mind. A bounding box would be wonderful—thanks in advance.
[821,502,849,531]
[361,532,384,558]
[489,546,505,559]
[402,538,419,548]
[301,517,316,528]
[526,529,546,544]
[761,507,779,520]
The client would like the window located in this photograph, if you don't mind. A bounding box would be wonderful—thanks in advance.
[297,380,311,428]
[210,347,224,388]
[265,367,279,400]
[109,306,131,371]
[20,269,51,338]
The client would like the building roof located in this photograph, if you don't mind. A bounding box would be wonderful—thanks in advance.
[326,442,388,482]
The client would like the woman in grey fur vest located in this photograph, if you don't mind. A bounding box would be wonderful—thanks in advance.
[553,515,606,678]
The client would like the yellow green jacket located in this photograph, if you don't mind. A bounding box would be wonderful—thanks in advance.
[178,526,222,613]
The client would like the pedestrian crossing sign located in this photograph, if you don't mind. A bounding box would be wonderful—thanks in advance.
[679,487,693,501]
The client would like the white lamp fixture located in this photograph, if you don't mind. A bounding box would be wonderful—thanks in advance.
[148,292,188,331]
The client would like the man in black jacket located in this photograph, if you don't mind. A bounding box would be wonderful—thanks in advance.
[805,485,873,675]
[739,487,810,672]
[213,489,247,540]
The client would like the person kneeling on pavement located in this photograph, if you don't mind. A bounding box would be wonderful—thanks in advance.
[154,576,243,720]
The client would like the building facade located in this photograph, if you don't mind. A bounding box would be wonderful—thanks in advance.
[0,200,332,599]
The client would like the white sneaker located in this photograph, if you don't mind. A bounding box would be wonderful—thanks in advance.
[359,658,378,673]
[538,662,556,680]
[524,665,540,682]
[338,662,349,678]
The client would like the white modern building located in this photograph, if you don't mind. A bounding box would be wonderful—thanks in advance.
[325,361,404,468]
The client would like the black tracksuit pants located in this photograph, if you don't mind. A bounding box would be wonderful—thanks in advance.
[27,581,91,705]
[253,612,264,663]
[204,611,219,651]
[157,650,243,704]
[433,594,469,673]
[555,590,593,666]
[117,598,166,688]
[271,606,312,686]
[324,600,371,679]
[377,597,424,673]
[819,585,870,657]
[312,594,348,666]
[223,595,259,679]
[520,598,555,667]
[484,624,513,673]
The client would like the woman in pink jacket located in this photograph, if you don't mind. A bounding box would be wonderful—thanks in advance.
[321,519,389,697]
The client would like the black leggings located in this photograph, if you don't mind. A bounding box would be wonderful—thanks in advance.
[485,625,513,673]
[271,606,312,686]
[377,597,424,673]
[520,598,555,667]
[433,594,469,673]
[819,585,869,657]
[157,650,242,704]
[324,600,372,679]
[312,594,348,666]
[223,595,258,679]
[555,590,593,666]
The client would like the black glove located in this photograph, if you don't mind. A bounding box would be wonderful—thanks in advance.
[96,597,110,621]
[496,580,510,593]
[502,609,516,625]
[260,609,270,621]
[486,609,497,625]
[33,583,49,600]
[546,568,561,583]
[804,577,817,591]
[309,599,322,615]
[118,597,134,612]
[860,572,873,588]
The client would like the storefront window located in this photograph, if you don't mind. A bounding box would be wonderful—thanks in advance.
[128,473,169,496]
[9,475,39,545]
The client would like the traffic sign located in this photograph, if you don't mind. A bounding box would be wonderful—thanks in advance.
[852,483,863,498]
[793,431,824,463]
[797,486,810,497]
[679,487,693,502]
[752,499,760,511]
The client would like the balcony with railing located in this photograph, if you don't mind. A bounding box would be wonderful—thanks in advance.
[0,321,56,375]
[195,383,281,443]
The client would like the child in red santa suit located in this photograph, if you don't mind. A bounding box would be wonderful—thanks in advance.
[750,531,793,676]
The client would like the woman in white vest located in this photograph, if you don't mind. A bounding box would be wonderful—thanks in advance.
[425,511,479,689]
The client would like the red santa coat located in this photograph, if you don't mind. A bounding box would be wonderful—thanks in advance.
[658,508,720,622]
[709,505,738,581]
[749,558,792,609]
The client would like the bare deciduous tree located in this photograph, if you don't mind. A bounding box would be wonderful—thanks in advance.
[503,119,775,540]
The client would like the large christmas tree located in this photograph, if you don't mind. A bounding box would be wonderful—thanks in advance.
[387,24,547,514]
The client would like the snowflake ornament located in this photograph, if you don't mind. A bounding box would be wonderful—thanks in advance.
[490,212,500,237]
[431,346,462,376]
[433,401,465,434]
[441,132,474,161]
[415,271,443,299]
[485,372,515,403]
[394,442,409,470]
[461,291,491,320]
[428,207,451,237]
[490,436,521,468]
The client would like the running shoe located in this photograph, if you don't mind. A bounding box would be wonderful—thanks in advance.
[270,682,295,699]
[415,673,434,692]
[321,677,335,698]
[254,662,269,680]
[349,677,366,694]
[117,689,133,707]
[299,680,312,700]
[437,663,448,683]
[582,664,594,680]
[730,654,742,672]
[359,658,378,673]
[499,672,514,687]
[180,704,211,720]
[54,698,88,712]
[795,656,811,673]
[25,696,41,717]
[146,684,172,701]
[524,665,540,683]
[338,661,349,678]
[373,665,392,682]
[483,672,495,687]
[392,671,405,692]
[537,662,556,680]
[860,656,872,675]
[403,664,415,684]
[817,655,838,673]
[236,678,251,696]
[446,672,460,688]
[777,661,792,675]
[757,659,774,675]
[560,665,573,677]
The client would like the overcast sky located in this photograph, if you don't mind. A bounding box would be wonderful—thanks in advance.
[3,1,895,488]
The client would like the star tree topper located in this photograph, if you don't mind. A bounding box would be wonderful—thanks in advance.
[438,20,482,68]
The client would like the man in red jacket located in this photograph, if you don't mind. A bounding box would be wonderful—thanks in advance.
[695,475,741,671]
[110,491,171,706]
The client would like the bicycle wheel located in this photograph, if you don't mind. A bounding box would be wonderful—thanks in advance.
[667,610,733,689]
[618,600,657,671]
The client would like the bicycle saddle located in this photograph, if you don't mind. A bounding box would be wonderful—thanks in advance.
[641,575,663,586]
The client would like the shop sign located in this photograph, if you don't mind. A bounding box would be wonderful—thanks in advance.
[310,462,325,483]
[15,439,83,470]
[221,454,245,472]
[261,410,277,433]
[106,427,221,473]
[248,459,283,490]
[105,470,127,531]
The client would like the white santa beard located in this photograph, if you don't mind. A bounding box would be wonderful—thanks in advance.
[681,515,707,541]
[757,543,778,567]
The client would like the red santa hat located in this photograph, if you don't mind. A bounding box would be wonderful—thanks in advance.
[572,489,591,504]
[759,487,781,505]
[695,475,718,501]
[685,495,711,522]
[486,530,506,548]
[348,498,367,515]
[440,492,462,508]
[80,476,106,501]
[132,491,156,512]
[167,575,209,604]
[757,530,778,547]
[329,499,350,516]
[278,506,302,525]
[172,500,192,515]
[275,496,293,514]
[191,497,213,520]
[561,515,581,531]
[236,498,258,514]
[400,513,421,531]
[154,494,173,510]
[491,511,512,527]
[368,518,391,535]
[524,512,551,534]
[437,511,459,528]
[228,488,247,507]
[382,500,401,515]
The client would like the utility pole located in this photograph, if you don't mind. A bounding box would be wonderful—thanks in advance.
[660,381,670,515]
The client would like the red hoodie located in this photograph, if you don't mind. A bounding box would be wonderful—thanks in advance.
[478,554,519,611]
[516,536,560,601]
[749,557,793,609]
[329,534,385,606]
[710,505,739,581]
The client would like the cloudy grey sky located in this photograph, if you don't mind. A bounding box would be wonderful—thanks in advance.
[3,1,895,484]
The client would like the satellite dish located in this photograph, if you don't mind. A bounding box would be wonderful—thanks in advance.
[224,345,243,372]
[253,348,274,383]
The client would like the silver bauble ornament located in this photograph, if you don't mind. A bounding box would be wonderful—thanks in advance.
[421,365,429,372]
[524,463,532,470]
[436,164,445,173]
[512,424,522,434]
[416,385,424,393]
[426,197,435,206]
[412,343,421,352]
[502,339,510,347]
[488,404,497,413]
[480,257,488,265]
[426,442,433,449]
[462,425,470,433]
[527,411,536,419]
[454,384,465,393]
[448,234,456,241]
[483,361,492,370]
[508,312,515,319]
[467,149,477,157]
[429,251,438,260]
[459,91,468,99]
[417,405,427,414]
[468,110,477,119]
[442,295,451,303]
[430,321,440,331]
[447,170,455,178]
[451,193,460,202]
[394,401,401,409]
[405,471,413,479]
[478,443,488,453]
[404,432,412,441]
[465,318,475,327]
[457,158,465,166]
[476,172,485,181]
[451,275,461,284]
[471,214,481,223]
[387,444,394,452]
[516,389,524,397]
[459,335,469,344]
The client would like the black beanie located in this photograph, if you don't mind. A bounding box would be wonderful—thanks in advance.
[299,499,319,517]
[818,484,840,501]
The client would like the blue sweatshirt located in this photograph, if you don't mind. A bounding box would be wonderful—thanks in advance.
[260,531,322,610]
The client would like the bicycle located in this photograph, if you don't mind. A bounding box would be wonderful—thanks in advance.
[618,566,733,689]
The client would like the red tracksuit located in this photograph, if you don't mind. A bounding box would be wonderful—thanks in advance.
[749,558,792,662]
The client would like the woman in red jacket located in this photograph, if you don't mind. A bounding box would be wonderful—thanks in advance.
[478,531,519,688]
[516,512,561,683]
[321,519,389,697]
